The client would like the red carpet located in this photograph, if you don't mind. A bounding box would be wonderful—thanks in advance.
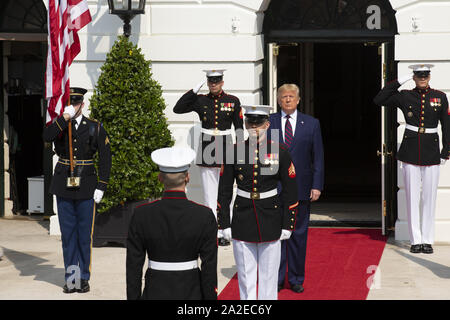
[218,228,387,300]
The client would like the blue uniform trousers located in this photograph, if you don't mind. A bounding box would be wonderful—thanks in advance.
[278,201,310,286]
[56,197,95,281]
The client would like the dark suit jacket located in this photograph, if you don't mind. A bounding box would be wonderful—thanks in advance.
[269,111,324,200]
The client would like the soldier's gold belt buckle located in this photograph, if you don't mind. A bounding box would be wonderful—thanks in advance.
[418,127,425,134]
[67,177,81,188]
[250,192,260,200]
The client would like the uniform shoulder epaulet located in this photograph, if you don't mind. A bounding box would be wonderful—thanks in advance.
[86,117,99,123]
[135,198,161,210]
[225,93,239,100]
[188,200,213,211]
[431,88,446,95]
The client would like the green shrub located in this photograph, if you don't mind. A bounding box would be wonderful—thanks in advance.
[89,35,173,213]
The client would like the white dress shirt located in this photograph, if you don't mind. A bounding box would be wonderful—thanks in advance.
[73,114,82,130]
[281,109,297,143]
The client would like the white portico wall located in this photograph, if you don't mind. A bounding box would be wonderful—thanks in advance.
[391,0,450,242]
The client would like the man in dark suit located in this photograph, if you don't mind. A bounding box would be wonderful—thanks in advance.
[126,147,218,300]
[43,87,112,294]
[269,84,324,294]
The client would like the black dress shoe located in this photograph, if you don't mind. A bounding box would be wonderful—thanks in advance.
[218,238,230,246]
[422,244,434,254]
[290,284,304,293]
[63,284,77,294]
[77,280,90,293]
[410,244,422,253]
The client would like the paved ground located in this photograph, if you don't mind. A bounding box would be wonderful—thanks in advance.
[1,217,450,300]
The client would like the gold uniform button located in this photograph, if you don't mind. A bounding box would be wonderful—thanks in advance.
[253,188,257,192]
[290,225,294,228]
[74,139,77,143]
[254,157,259,161]
[215,116,218,119]
[215,122,218,125]
[421,123,424,126]
[275,205,278,208]
[253,172,258,176]
[73,156,77,159]
[254,165,258,169]
[215,110,218,113]
[253,180,257,184]
[203,117,207,121]
[422,100,425,103]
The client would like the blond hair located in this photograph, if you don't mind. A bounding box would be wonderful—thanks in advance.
[277,84,300,98]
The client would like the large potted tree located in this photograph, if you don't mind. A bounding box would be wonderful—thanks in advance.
[90,36,173,247]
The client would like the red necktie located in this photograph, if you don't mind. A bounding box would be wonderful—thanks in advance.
[284,115,293,147]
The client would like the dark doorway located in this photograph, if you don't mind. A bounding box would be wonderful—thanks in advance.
[276,42,382,224]
[6,41,46,215]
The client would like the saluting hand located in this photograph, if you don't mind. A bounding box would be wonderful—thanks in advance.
[193,79,206,94]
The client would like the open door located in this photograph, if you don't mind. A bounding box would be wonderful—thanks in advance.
[378,42,397,235]
[267,43,278,112]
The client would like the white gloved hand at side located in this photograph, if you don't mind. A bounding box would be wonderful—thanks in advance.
[398,73,414,85]
[63,105,76,119]
[441,158,447,165]
[93,189,104,204]
[222,228,232,241]
[279,229,292,241]
[193,79,206,94]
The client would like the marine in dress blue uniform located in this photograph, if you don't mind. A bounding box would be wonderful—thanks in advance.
[374,64,449,254]
[217,105,299,300]
[126,147,218,300]
[43,87,111,293]
[173,70,243,246]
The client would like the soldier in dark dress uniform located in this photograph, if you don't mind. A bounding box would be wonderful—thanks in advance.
[43,87,111,293]
[126,147,218,300]
[374,64,449,254]
[173,69,243,246]
[217,105,299,300]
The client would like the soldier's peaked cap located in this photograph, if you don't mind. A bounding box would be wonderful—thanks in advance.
[203,69,226,83]
[242,105,272,124]
[409,64,434,76]
[69,87,87,104]
[151,147,196,173]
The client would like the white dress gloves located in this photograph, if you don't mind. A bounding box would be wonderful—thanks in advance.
[280,229,292,241]
[441,159,447,165]
[193,79,206,94]
[93,189,104,204]
[63,105,76,119]
[222,228,232,241]
[398,73,414,86]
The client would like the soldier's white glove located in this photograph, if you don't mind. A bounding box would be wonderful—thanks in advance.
[279,229,292,241]
[398,73,414,85]
[93,189,104,204]
[63,105,76,119]
[441,158,447,165]
[222,228,232,241]
[193,79,206,94]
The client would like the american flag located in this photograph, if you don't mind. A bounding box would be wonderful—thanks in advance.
[45,0,92,125]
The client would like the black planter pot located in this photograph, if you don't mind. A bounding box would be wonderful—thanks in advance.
[92,200,149,247]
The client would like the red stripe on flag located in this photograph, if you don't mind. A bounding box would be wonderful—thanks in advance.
[45,0,91,125]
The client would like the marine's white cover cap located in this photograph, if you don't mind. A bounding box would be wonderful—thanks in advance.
[408,64,434,72]
[241,105,272,116]
[203,69,226,77]
[151,147,196,173]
